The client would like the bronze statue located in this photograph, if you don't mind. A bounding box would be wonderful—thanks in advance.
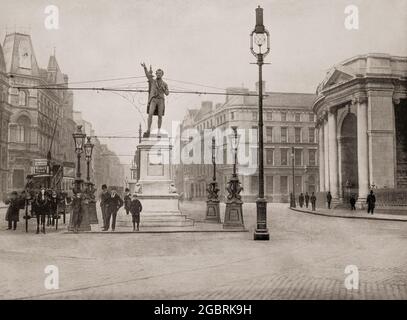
[141,62,169,137]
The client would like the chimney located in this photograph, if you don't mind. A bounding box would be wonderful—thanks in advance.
[201,101,213,113]
[256,81,266,94]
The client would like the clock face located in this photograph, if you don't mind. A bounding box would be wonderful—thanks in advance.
[18,40,32,69]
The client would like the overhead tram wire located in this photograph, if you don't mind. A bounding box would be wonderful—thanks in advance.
[13,85,266,97]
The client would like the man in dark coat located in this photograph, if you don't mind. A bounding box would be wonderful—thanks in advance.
[129,193,142,231]
[124,188,131,215]
[99,184,110,230]
[350,194,356,211]
[105,188,123,231]
[326,191,332,209]
[298,193,305,208]
[304,192,310,208]
[366,190,376,214]
[5,191,23,230]
[310,192,317,211]
[71,190,85,233]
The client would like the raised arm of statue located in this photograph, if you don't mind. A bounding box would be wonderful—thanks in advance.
[141,62,153,81]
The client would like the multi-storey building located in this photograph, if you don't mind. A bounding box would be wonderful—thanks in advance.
[0,42,12,199]
[174,82,317,202]
[73,111,125,190]
[2,32,76,191]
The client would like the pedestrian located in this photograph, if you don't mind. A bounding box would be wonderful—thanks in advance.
[366,190,376,214]
[124,188,131,215]
[49,190,59,227]
[71,189,85,233]
[350,194,356,211]
[299,193,304,208]
[305,192,310,208]
[310,192,317,211]
[105,187,123,232]
[326,191,332,209]
[5,191,23,230]
[99,184,110,230]
[129,193,142,231]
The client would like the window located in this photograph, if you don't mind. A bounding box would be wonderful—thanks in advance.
[281,112,287,122]
[252,112,258,121]
[267,112,273,120]
[266,126,273,143]
[281,127,287,143]
[295,127,301,143]
[251,175,258,194]
[295,176,303,194]
[308,128,315,143]
[266,149,274,165]
[295,149,302,166]
[16,116,31,143]
[309,149,316,166]
[280,148,288,165]
[266,175,273,194]
[295,113,300,122]
[280,176,288,194]
[231,112,235,120]
[18,91,27,106]
[12,169,25,189]
[309,113,315,122]
[308,175,316,193]
[251,126,258,143]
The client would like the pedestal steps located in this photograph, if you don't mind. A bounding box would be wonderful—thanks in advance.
[116,213,194,228]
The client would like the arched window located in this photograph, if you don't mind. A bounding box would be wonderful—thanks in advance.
[16,115,31,143]
[18,91,27,106]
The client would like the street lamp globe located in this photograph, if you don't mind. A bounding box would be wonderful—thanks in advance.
[84,136,94,161]
[72,125,86,154]
[250,6,270,57]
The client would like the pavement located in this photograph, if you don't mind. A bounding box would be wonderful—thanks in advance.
[291,206,407,222]
[0,201,406,299]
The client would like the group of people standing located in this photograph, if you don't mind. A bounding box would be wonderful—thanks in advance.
[297,192,317,211]
[4,187,67,233]
[297,190,377,214]
[99,186,142,232]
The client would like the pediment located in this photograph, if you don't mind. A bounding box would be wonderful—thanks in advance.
[318,66,356,92]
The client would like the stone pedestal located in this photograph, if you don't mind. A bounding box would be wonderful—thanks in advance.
[119,136,193,228]
[223,175,244,229]
[88,201,98,224]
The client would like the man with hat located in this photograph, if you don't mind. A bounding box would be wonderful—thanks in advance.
[129,193,143,231]
[105,187,123,231]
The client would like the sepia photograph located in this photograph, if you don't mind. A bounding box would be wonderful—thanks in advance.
[0,0,406,310]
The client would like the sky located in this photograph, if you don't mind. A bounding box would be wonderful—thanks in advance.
[1,0,406,164]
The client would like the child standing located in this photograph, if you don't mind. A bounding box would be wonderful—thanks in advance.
[129,193,142,231]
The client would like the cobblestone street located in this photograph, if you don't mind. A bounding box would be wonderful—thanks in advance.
[0,202,406,299]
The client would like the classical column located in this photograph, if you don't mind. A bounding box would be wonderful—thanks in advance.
[328,109,339,198]
[318,123,325,192]
[355,96,369,204]
[323,115,330,192]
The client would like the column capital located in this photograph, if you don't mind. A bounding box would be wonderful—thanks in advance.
[393,96,401,105]
[351,95,368,105]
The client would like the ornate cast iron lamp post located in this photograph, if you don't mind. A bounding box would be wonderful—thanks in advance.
[84,136,94,183]
[205,136,220,222]
[290,146,296,208]
[223,126,244,229]
[250,6,270,240]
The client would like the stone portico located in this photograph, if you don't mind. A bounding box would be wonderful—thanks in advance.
[314,54,407,207]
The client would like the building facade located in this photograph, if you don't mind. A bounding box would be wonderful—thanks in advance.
[314,53,407,206]
[2,32,76,191]
[0,42,12,199]
[174,83,317,202]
